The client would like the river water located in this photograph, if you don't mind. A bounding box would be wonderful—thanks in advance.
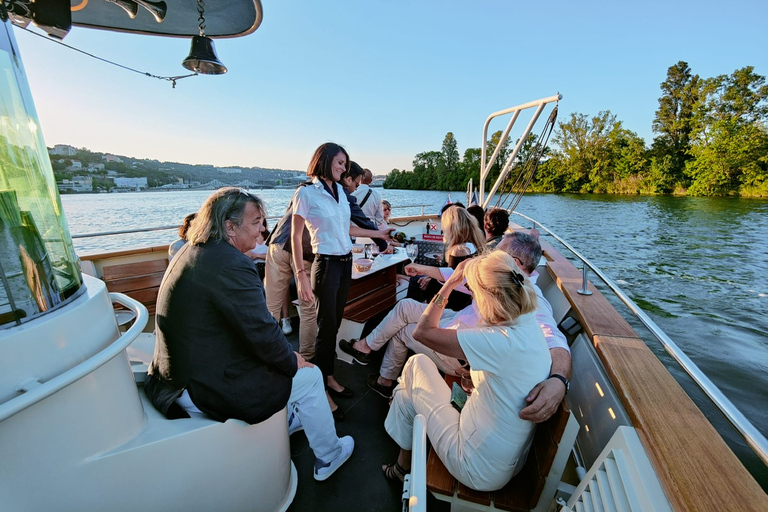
[61,189,768,489]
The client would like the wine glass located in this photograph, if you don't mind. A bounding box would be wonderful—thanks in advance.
[406,243,418,262]
[460,370,474,395]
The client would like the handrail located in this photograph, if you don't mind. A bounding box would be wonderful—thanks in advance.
[0,293,148,421]
[407,414,428,512]
[510,210,768,467]
[70,205,435,239]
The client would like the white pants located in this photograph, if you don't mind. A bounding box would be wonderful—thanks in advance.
[264,243,317,360]
[384,354,516,492]
[287,365,343,464]
[365,299,466,380]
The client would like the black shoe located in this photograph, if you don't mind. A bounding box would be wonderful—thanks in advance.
[331,406,346,421]
[366,373,395,399]
[327,385,354,399]
[339,339,371,365]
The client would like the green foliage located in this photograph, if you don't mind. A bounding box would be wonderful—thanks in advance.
[386,62,767,198]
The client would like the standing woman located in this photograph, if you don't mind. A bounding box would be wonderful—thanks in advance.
[291,143,391,418]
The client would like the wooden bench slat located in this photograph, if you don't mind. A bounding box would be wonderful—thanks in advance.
[103,273,164,294]
[426,448,456,496]
[456,483,491,506]
[102,258,168,280]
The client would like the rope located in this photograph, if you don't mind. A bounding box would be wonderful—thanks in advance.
[16,25,198,88]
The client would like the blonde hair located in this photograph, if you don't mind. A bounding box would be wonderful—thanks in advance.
[187,188,265,245]
[442,207,487,253]
[464,251,538,325]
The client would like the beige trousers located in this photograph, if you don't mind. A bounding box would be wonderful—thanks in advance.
[264,243,317,360]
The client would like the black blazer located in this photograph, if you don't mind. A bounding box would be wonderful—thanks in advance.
[146,239,297,424]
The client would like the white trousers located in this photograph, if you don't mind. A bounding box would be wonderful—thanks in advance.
[384,354,516,492]
[365,299,466,380]
[287,365,343,464]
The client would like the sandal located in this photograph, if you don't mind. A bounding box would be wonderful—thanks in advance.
[381,461,408,483]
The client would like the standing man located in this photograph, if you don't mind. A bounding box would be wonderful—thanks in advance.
[352,168,385,227]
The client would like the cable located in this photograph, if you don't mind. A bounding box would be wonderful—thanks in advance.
[16,25,198,88]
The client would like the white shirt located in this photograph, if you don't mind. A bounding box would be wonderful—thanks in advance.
[293,178,353,256]
[352,184,384,226]
[457,314,551,477]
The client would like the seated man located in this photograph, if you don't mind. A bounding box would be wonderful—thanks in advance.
[484,207,510,249]
[145,187,353,482]
[340,231,572,423]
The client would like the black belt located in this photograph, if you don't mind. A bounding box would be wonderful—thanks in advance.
[316,253,353,262]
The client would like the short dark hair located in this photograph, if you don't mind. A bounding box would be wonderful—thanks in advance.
[440,201,465,216]
[341,161,365,183]
[484,207,510,237]
[307,142,350,180]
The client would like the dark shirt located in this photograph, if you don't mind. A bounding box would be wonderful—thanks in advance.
[145,239,297,424]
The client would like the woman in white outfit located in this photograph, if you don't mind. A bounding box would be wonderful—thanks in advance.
[382,251,551,492]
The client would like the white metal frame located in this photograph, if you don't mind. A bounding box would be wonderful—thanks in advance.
[479,94,561,209]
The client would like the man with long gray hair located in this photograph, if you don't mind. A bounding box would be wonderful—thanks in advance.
[145,187,353,482]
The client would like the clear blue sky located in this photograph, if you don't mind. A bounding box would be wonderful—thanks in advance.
[13,0,768,174]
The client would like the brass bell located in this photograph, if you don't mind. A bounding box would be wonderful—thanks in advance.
[182,35,227,75]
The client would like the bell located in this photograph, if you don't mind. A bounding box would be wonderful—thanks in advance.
[182,35,227,75]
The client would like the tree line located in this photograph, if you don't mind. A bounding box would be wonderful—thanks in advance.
[384,62,768,197]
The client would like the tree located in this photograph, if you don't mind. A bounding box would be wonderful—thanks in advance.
[651,61,700,188]
[686,66,768,196]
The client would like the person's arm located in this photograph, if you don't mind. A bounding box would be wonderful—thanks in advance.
[216,259,298,377]
[350,224,393,241]
[404,263,444,281]
[519,347,572,423]
[291,214,314,303]
[346,189,389,251]
[412,262,469,359]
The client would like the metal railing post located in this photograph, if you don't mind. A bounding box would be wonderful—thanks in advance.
[578,265,592,296]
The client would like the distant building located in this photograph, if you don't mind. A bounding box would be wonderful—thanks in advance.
[68,160,82,169]
[103,154,123,163]
[57,175,92,193]
[51,144,76,156]
[217,167,242,174]
[88,163,105,171]
[112,177,148,190]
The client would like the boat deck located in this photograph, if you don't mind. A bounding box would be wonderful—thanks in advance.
[283,315,450,512]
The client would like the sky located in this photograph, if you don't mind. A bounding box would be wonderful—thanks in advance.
[12,0,768,174]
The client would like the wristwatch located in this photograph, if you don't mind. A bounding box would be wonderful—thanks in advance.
[549,374,570,394]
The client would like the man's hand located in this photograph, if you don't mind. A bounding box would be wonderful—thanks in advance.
[519,377,566,423]
[405,263,425,276]
[295,352,314,369]
[418,276,431,290]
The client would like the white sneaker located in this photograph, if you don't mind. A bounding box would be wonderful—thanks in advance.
[313,436,354,481]
[281,317,293,335]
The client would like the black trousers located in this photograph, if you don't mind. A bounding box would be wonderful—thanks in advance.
[406,275,472,311]
[311,254,352,380]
